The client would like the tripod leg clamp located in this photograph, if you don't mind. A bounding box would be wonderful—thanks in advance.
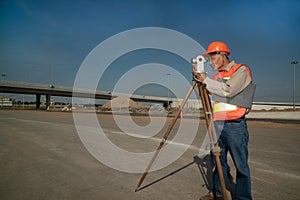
[212,146,221,153]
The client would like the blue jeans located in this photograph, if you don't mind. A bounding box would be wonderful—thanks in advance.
[213,118,252,200]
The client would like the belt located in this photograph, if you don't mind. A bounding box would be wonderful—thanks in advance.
[224,116,246,123]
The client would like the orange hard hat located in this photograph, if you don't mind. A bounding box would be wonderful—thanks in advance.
[205,41,230,56]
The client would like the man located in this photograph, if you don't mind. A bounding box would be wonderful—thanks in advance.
[194,41,254,200]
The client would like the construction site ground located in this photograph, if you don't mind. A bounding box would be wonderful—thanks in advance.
[0,109,299,200]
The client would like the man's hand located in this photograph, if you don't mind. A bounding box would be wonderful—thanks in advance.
[194,73,207,83]
[192,64,207,83]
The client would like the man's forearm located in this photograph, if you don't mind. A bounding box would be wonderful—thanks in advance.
[203,67,251,97]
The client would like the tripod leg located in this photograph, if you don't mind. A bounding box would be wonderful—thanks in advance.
[197,83,228,200]
[214,149,228,200]
[135,81,197,191]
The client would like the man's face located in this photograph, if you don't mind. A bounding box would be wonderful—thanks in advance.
[208,53,225,71]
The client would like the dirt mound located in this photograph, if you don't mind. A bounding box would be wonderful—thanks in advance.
[101,96,148,109]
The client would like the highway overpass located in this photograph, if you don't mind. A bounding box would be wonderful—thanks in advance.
[0,80,172,109]
[1,80,298,111]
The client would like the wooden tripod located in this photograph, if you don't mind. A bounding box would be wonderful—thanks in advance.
[135,81,228,200]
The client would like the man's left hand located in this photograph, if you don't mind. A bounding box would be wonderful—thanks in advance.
[194,72,207,83]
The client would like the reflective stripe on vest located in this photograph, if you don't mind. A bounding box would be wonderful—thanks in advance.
[213,102,237,112]
[212,64,252,121]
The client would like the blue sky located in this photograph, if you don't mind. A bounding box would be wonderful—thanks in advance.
[1,0,300,102]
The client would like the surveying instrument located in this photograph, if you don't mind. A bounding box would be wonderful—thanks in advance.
[135,55,228,200]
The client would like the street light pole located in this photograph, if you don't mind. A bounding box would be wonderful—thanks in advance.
[1,74,7,108]
[166,73,171,108]
[291,61,298,110]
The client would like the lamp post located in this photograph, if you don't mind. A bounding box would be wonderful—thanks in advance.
[1,74,6,107]
[291,61,298,110]
[166,73,171,108]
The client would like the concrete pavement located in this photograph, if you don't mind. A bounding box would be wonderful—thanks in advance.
[0,109,299,200]
[247,111,300,121]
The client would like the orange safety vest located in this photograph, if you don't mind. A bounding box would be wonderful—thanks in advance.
[212,64,252,121]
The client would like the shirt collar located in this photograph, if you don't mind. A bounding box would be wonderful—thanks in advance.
[223,60,235,71]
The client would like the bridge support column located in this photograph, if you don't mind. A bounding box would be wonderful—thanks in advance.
[36,94,41,109]
[46,94,51,110]
[163,101,172,108]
